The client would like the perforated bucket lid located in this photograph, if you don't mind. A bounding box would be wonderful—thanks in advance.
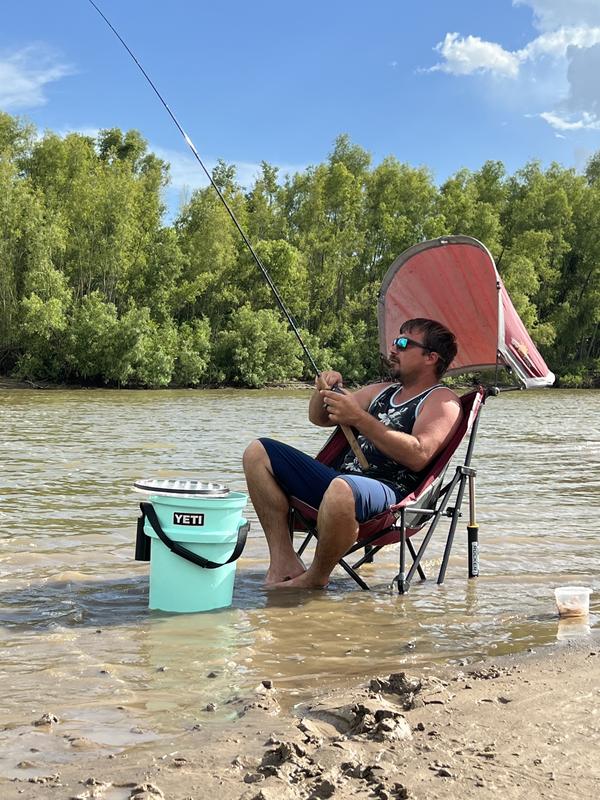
[133,478,230,498]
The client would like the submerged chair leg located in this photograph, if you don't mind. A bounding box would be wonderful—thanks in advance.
[351,544,384,570]
[437,466,477,584]
[437,469,467,585]
[338,556,371,590]
[394,509,407,594]
[467,472,480,578]
[406,538,427,581]
[363,544,375,564]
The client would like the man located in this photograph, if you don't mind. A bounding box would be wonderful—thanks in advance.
[243,318,462,589]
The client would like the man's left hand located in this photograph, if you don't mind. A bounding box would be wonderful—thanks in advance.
[320,388,365,427]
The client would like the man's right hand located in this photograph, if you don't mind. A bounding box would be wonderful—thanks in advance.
[316,371,343,390]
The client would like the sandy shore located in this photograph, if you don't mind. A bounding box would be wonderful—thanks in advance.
[2,637,599,800]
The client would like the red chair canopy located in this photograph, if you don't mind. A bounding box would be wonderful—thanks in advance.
[378,236,554,389]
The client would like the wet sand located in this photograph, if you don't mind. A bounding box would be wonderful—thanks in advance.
[2,639,598,800]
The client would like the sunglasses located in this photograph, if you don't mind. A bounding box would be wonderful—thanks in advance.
[392,336,431,352]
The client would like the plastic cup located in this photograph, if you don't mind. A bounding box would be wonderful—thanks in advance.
[554,586,592,618]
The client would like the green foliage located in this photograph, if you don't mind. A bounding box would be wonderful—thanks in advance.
[213,305,303,387]
[65,292,118,380]
[246,161,287,241]
[107,306,177,388]
[1,112,600,387]
[557,359,600,388]
[172,319,211,386]
[0,111,35,160]
[438,162,506,254]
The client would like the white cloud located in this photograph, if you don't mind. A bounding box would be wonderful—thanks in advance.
[426,9,600,137]
[55,126,101,140]
[152,145,306,192]
[428,26,600,79]
[564,41,600,116]
[154,146,308,221]
[540,110,600,130]
[522,26,600,59]
[34,130,305,194]
[151,147,207,191]
[429,32,520,77]
[513,0,600,31]
[0,45,73,109]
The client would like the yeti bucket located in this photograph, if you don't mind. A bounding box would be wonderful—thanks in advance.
[133,479,248,613]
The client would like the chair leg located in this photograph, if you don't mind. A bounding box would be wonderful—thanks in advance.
[352,545,384,570]
[393,512,428,593]
[338,557,371,590]
[296,530,314,557]
[289,508,317,558]
[406,538,426,581]
[467,524,479,577]
[467,473,480,578]
[394,509,407,593]
[400,471,461,592]
[437,473,468,585]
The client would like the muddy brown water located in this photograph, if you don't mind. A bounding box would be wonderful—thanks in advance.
[0,387,598,776]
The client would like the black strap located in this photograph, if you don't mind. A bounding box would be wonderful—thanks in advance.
[140,502,248,569]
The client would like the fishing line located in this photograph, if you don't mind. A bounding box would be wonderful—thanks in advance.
[86,0,320,377]
[87,0,369,468]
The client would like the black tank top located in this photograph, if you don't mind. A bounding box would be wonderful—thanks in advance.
[340,383,442,498]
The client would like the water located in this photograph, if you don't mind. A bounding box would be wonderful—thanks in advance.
[0,387,599,773]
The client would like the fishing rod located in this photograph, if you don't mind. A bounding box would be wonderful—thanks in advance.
[86,0,369,468]
[86,0,318,376]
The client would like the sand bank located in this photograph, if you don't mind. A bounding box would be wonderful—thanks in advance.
[2,638,599,800]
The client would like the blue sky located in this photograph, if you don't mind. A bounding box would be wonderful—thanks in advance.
[3,0,600,219]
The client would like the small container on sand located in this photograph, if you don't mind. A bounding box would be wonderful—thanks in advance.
[554,586,592,618]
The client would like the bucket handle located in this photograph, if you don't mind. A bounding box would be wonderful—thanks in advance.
[139,502,249,569]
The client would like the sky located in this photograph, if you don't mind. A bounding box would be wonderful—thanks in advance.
[2,0,600,219]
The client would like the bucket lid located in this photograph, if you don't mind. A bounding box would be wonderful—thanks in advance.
[133,478,230,498]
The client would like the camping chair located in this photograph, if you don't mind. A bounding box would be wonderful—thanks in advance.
[288,234,555,593]
[288,386,488,593]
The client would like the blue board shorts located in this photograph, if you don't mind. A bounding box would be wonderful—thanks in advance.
[258,437,397,523]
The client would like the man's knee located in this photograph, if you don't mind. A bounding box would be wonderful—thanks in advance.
[242,439,268,473]
[321,477,355,514]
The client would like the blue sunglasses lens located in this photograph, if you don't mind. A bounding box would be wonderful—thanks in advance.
[393,337,409,350]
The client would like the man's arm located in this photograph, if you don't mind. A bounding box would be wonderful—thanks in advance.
[309,372,389,428]
[320,387,462,471]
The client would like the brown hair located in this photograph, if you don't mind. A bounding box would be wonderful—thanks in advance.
[400,318,457,378]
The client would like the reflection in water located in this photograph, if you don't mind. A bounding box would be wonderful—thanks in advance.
[556,617,592,640]
[0,387,599,770]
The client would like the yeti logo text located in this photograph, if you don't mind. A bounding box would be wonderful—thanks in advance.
[173,512,205,526]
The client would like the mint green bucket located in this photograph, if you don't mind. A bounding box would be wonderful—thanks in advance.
[134,481,248,613]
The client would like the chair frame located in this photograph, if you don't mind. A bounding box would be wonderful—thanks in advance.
[288,386,491,594]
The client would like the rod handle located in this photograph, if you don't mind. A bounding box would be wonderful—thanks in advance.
[317,375,370,470]
[467,523,480,578]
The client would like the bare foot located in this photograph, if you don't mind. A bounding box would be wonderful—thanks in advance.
[264,557,306,586]
[265,570,328,590]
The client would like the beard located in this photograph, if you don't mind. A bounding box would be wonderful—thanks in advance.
[389,357,423,385]
[388,357,404,381]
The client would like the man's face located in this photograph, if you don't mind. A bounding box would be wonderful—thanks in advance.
[388,329,433,381]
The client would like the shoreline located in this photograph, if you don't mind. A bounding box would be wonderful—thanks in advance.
[0,376,316,391]
[0,375,594,392]
[2,637,598,800]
